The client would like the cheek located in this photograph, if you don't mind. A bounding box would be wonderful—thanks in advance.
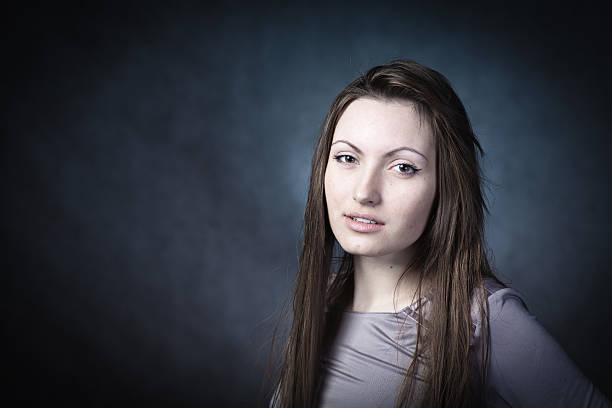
[324,166,343,205]
[324,169,332,203]
[324,176,336,216]
[393,186,436,229]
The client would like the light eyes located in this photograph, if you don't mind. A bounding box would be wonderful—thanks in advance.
[331,154,421,176]
[394,163,418,175]
[333,154,357,164]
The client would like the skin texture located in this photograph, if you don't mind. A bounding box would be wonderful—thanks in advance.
[324,98,437,312]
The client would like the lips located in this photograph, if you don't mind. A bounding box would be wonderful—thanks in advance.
[343,212,384,233]
[344,212,384,225]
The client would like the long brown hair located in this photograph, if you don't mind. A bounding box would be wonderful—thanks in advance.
[267,60,499,407]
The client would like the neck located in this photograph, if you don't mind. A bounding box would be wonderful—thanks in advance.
[349,251,421,313]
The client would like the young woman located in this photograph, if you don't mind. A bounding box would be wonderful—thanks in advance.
[268,60,610,407]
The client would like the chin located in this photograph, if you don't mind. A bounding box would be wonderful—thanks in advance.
[336,241,391,257]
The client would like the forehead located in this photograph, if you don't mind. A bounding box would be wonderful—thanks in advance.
[333,98,434,155]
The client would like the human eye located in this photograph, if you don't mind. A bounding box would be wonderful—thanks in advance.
[391,162,421,176]
[332,154,358,165]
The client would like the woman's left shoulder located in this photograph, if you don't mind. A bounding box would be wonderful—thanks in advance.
[470,277,529,331]
[470,277,612,407]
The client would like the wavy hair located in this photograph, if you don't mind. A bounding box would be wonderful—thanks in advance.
[267,60,499,407]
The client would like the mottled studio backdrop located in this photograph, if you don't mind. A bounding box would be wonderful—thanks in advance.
[3,1,611,406]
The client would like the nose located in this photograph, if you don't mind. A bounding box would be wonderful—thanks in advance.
[353,167,382,206]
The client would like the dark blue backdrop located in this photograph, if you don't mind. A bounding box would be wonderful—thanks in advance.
[4,1,611,406]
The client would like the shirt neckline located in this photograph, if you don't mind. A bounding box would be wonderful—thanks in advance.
[329,296,428,316]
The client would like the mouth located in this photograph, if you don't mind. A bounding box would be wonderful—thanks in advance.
[343,213,384,232]
[349,216,377,224]
[344,213,384,225]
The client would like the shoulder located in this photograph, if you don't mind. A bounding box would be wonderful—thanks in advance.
[475,277,524,307]
[470,276,550,351]
[470,277,529,342]
[471,278,612,407]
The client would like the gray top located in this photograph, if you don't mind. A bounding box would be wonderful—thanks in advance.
[315,279,610,407]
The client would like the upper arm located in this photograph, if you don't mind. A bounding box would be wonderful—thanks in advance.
[477,288,610,407]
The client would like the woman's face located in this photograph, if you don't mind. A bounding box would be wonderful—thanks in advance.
[324,98,437,261]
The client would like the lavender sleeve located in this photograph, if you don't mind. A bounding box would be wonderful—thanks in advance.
[474,287,611,407]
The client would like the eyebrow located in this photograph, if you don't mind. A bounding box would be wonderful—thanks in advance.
[331,139,429,162]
